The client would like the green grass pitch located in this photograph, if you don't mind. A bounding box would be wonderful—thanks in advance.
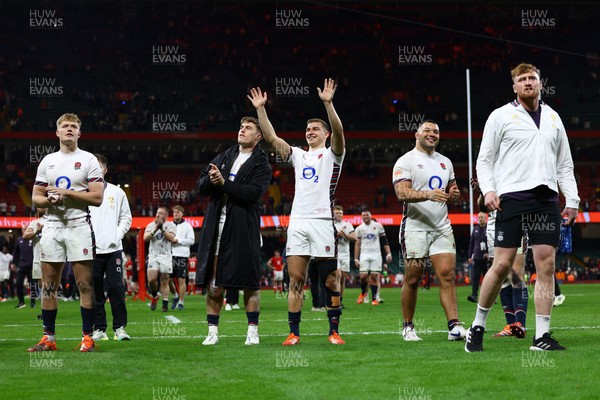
[1,284,598,400]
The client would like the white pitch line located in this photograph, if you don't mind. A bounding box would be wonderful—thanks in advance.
[0,317,363,328]
[1,326,599,342]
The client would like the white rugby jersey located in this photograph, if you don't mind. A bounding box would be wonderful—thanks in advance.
[28,218,45,263]
[289,147,345,219]
[145,221,176,258]
[34,149,104,223]
[355,221,385,254]
[334,220,354,260]
[0,252,13,273]
[393,148,454,232]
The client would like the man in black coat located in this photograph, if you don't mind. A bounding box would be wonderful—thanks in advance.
[467,212,489,303]
[196,116,271,346]
[12,226,34,308]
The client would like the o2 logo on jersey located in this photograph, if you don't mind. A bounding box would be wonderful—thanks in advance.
[366,233,376,240]
[302,167,319,183]
[156,232,164,241]
[428,175,443,190]
[55,176,72,189]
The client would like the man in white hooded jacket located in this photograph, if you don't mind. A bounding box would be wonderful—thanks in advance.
[90,154,132,341]
[465,63,578,353]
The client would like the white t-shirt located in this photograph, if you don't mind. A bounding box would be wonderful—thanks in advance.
[392,148,454,232]
[355,221,386,254]
[334,220,354,260]
[289,146,345,219]
[219,152,252,223]
[28,218,45,263]
[0,253,13,274]
[145,221,177,258]
[34,149,104,223]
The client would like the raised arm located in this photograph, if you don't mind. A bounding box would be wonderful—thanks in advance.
[196,155,223,196]
[247,87,290,159]
[318,78,344,156]
[144,222,158,242]
[23,221,40,240]
[163,223,177,243]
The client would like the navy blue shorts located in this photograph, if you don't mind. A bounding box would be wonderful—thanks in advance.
[494,198,560,248]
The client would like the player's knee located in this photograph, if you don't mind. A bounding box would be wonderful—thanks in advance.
[510,271,523,286]
[77,279,93,295]
[493,259,512,275]
[438,270,455,284]
[405,275,421,287]
[288,272,305,287]
[324,275,338,291]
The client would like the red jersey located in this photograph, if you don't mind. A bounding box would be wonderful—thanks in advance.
[125,259,133,279]
[270,256,283,272]
[189,257,197,273]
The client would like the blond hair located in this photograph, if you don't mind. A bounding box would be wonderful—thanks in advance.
[56,113,82,129]
[511,63,540,81]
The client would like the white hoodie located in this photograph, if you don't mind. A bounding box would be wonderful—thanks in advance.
[477,100,579,209]
[90,182,132,254]
[171,219,195,257]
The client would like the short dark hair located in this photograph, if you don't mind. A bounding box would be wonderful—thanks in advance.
[417,120,438,132]
[95,153,108,167]
[241,116,262,134]
[307,118,330,133]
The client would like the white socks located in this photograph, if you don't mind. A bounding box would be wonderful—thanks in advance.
[473,305,491,329]
[535,314,551,340]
